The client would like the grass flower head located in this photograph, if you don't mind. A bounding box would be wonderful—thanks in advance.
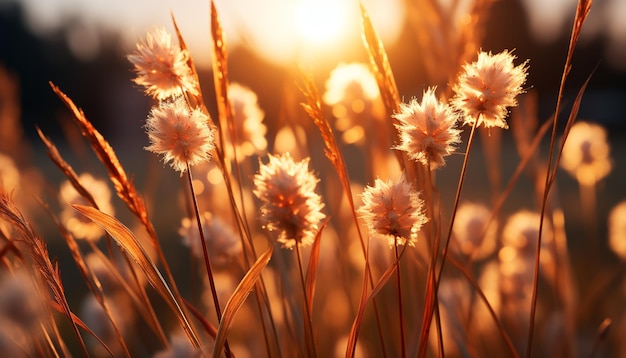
[323,62,380,144]
[253,153,326,249]
[560,121,612,186]
[145,99,215,173]
[394,87,461,169]
[128,27,199,101]
[359,175,427,247]
[452,202,497,260]
[59,173,115,241]
[227,82,268,159]
[179,212,242,267]
[451,50,528,129]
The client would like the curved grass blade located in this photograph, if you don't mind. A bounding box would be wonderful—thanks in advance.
[305,219,328,314]
[212,246,273,358]
[346,246,406,357]
[71,204,202,350]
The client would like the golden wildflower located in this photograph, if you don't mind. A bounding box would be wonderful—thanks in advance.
[179,212,242,267]
[451,50,528,129]
[323,62,380,144]
[253,153,326,249]
[227,82,268,159]
[394,87,461,169]
[609,201,626,260]
[59,173,115,241]
[128,27,198,100]
[452,202,497,260]
[145,99,215,173]
[359,175,427,247]
[560,121,612,186]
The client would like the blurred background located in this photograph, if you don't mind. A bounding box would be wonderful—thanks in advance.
[1,0,625,142]
[1,0,626,354]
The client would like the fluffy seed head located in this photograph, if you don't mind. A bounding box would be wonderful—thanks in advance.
[451,50,528,129]
[394,87,461,169]
[253,153,325,249]
[227,83,268,160]
[60,173,115,241]
[560,121,612,186]
[179,212,242,267]
[452,202,497,260]
[359,175,428,247]
[128,27,198,100]
[145,99,215,173]
[323,62,380,144]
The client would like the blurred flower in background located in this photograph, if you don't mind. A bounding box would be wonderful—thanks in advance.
[560,120,612,187]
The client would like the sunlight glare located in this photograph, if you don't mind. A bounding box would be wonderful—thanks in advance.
[295,0,348,45]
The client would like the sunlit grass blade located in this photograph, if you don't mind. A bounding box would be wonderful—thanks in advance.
[549,72,595,188]
[528,0,593,355]
[0,193,90,357]
[171,13,206,111]
[360,2,400,117]
[39,198,133,357]
[447,256,519,358]
[49,82,189,330]
[184,298,218,339]
[37,127,98,209]
[346,246,406,357]
[48,300,117,357]
[71,204,202,351]
[212,246,273,358]
[299,69,387,355]
[305,219,328,314]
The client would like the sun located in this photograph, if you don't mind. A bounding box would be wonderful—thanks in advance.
[295,0,350,45]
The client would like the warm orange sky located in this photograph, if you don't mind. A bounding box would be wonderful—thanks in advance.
[7,0,626,69]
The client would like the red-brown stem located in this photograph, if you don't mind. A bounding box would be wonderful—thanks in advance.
[419,118,479,357]
[394,243,406,358]
[296,241,317,358]
[186,164,231,358]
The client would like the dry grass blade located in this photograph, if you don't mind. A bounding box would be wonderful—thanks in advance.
[549,72,594,188]
[71,204,202,350]
[346,246,406,357]
[298,72,359,226]
[212,246,273,358]
[49,83,188,332]
[0,193,90,357]
[447,256,519,358]
[39,199,132,357]
[49,83,142,219]
[305,219,328,314]
[210,0,234,137]
[184,298,218,339]
[37,127,98,209]
[360,2,400,117]
[171,13,206,111]
[48,300,117,357]
[528,0,593,355]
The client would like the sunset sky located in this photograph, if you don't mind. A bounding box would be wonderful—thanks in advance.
[5,0,626,70]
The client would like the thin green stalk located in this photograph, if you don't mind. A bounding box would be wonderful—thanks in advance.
[296,242,317,358]
[186,164,232,358]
